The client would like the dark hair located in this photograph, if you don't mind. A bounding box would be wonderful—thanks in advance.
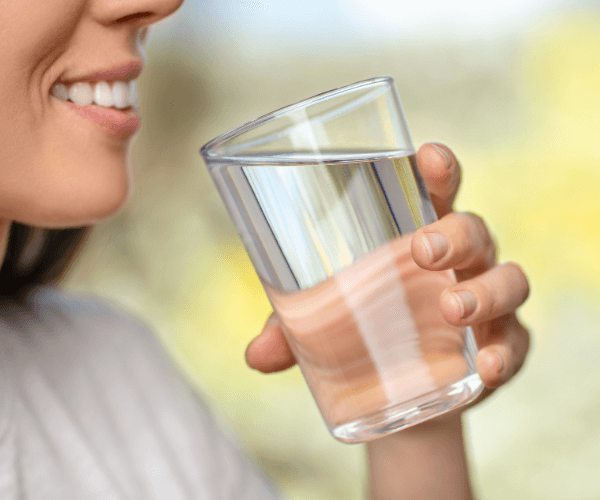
[0,223,88,301]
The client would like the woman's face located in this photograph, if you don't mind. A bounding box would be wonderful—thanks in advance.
[0,0,183,228]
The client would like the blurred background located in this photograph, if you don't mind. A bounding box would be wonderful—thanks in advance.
[64,0,600,498]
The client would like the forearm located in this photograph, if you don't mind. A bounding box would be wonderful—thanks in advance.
[366,416,473,500]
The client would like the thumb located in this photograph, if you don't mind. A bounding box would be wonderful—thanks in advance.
[415,143,461,218]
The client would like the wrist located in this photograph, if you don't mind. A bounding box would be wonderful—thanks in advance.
[366,415,473,500]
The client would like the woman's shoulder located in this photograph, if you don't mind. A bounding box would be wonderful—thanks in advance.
[1,285,202,422]
[26,285,150,329]
[0,286,282,499]
[12,285,160,349]
[0,285,174,386]
[1,284,203,437]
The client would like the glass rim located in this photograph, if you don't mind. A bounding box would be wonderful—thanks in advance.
[200,76,395,160]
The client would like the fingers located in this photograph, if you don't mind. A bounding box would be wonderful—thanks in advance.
[415,143,531,392]
[439,262,530,326]
[245,314,297,373]
[476,315,531,388]
[412,212,496,279]
[435,258,530,390]
[247,269,530,392]
[415,143,461,218]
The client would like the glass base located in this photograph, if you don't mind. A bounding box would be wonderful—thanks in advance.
[330,373,484,443]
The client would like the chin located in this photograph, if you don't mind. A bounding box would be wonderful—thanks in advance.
[4,164,133,229]
[0,114,137,229]
[47,177,133,228]
[37,138,134,228]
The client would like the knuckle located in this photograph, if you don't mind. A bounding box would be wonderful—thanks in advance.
[464,210,485,225]
[464,212,493,246]
[450,212,473,247]
[456,211,484,239]
[451,212,494,265]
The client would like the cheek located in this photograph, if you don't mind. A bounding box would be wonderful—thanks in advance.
[3,0,83,63]
[0,0,124,228]
[0,1,83,118]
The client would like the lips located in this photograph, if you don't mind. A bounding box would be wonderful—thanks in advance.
[50,61,143,138]
[58,100,141,138]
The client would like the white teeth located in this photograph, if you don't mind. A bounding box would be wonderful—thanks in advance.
[112,81,129,109]
[51,79,138,109]
[128,80,139,107]
[69,82,94,106]
[93,81,114,107]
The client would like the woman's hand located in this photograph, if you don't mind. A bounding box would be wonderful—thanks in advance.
[245,142,530,499]
[246,142,530,397]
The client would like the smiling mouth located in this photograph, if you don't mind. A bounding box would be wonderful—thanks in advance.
[51,80,139,109]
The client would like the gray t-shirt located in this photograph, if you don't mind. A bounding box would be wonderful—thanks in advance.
[0,286,280,499]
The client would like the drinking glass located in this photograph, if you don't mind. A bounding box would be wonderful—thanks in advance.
[200,77,483,443]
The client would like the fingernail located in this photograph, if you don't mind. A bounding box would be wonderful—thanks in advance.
[452,291,477,318]
[493,351,505,373]
[432,144,452,169]
[423,232,448,262]
[484,350,505,374]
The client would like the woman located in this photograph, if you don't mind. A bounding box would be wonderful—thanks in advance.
[0,0,530,498]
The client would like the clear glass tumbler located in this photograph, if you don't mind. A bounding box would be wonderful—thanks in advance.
[200,77,483,443]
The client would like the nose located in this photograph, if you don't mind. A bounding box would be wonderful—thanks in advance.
[91,0,184,28]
